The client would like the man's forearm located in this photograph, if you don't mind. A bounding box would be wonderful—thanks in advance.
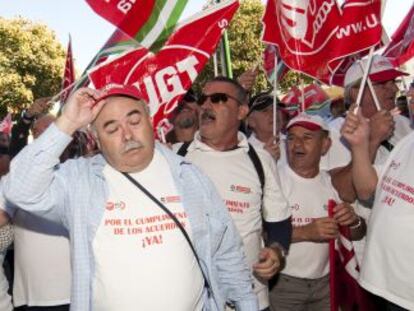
[351,144,378,200]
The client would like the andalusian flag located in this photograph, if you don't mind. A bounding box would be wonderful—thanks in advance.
[85,0,188,52]
[72,0,190,93]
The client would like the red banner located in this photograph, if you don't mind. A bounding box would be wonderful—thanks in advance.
[61,37,76,104]
[89,0,239,137]
[383,4,414,66]
[262,0,382,85]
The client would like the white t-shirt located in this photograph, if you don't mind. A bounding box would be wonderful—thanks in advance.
[177,131,290,309]
[93,149,204,311]
[353,115,412,263]
[12,212,71,307]
[359,131,414,310]
[278,164,340,279]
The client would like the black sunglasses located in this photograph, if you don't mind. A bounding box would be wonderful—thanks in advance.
[197,92,242,106]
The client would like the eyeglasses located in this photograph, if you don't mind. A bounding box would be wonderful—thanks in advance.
[197,92,242,106]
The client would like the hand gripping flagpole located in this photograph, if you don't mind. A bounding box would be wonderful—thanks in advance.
[354,47,375,114]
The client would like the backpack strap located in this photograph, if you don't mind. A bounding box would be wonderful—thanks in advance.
[247,143,265,195]
[177,141,191,157]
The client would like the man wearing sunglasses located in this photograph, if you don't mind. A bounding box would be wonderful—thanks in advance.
[175,77,292,311]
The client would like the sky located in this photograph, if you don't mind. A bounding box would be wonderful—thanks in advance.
[0,0,412,73]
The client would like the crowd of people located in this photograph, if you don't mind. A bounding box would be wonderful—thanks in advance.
[0,53,412,311]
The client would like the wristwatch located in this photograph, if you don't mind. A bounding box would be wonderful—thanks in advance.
[21,110,35,122]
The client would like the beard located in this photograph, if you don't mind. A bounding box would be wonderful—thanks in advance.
[176,116,197,129]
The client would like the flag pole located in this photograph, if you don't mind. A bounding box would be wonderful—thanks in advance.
[358,64,382,111]
[273,55,278,137]
[222,30,233,78]
[300,78,305,112]
[354,46,375,113]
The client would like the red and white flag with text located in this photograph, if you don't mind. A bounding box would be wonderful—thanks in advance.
[262,0,383,85]
[89,0,239,136]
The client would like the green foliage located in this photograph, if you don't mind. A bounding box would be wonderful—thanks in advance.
[0,17,65,116]
[194,0,313,95]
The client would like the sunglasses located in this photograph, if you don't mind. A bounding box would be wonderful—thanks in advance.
[197,92,242,106]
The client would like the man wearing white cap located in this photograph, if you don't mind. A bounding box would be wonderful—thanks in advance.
[340,55,412,263]
[269,113,365,311]
[341,94,414,310]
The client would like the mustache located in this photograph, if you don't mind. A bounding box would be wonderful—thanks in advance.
[200,110,216,121]
[122,140,143,153]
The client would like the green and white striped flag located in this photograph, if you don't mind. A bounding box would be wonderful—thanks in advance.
[85,0,188,52]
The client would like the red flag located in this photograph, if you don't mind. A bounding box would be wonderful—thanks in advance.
[263,44,289,83]
[0,113,12,136]
[262,0,382,85]
[61,37,76,104]
[328,200,376,311]
[89,0,239,137]
[383,4,414,66]
[281,86,301,117]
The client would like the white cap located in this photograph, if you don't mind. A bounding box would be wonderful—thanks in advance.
[344,55,407,87]
[286,112,329,131]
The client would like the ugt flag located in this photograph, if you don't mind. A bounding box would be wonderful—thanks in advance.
[89,0,239,137]
[383,3,414,66]
[262,0,382,85]
[85,0,188,52]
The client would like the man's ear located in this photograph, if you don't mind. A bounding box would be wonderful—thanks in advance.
[321,135,332,156]
[90,126,101,150]
[238,104,249,121]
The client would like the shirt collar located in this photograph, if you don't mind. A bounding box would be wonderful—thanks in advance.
[191,131,250,152]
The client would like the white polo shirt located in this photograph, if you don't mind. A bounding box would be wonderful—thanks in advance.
[177,131,290,309]
[359,131,414,310]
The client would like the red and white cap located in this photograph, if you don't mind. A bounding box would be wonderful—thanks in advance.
[286,112,329,132]
[96,83,143,102]
[344,55,408,87]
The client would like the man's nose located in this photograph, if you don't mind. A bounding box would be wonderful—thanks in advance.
[121,125,133,141]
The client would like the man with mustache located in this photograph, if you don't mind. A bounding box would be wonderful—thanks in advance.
[2,84,258,311]
[175,77,292,311]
